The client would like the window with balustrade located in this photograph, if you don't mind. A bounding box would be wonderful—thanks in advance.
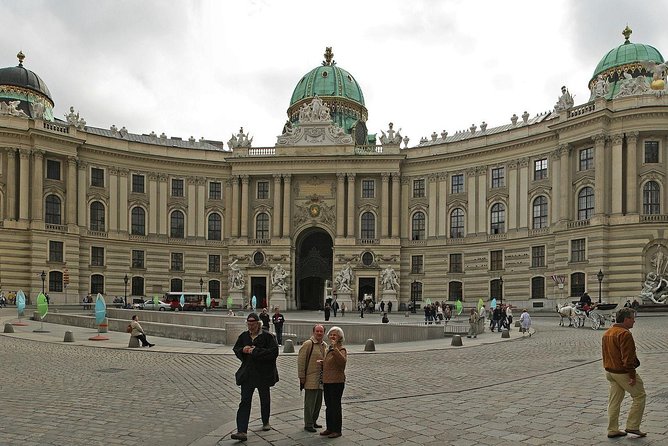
[490,203,505,234]
[170,210,185,238]
[450,208,464,238]
[411,211,426,240]
[89,201,105,231]
[577,187,594,220]
[532,196,548,229]
[45,194,61,225]
[208,213,222,240]
[131,207,146,235]
[256,213,269,239]
[361,212,375,239]
[643,181,660,215]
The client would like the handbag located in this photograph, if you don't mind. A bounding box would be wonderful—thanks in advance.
[126,324,132,333]
[300,340,315,391]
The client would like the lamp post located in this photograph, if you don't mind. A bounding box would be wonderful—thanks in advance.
[411,281,417,314]
[499,276,504,306]
[199,277,204,293]
[40,270,46,294]
[597,269,604,304]
[123,274,129,307]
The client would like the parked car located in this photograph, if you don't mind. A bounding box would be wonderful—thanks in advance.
[142,300,172,311]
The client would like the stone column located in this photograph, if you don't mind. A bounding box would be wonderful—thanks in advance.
[18,149,30,220]
[593,134,607,216]
[109,168,119,231]
[391,173,400,238]
[158,174,168,235]
[282,175,291,237]
[273,174,282,238]
[66,157,78,225]
[381,172,390,238]
[611,133,624,214]
[5,149,16,220]
[240,175,249,238]
[148,173,158,234]
[77,160,87,226]
[346,174,355,238]
[187,176,196,237]
[466,168,477,234]
[231,175,239,237]
[428,174,437,238]
[626,131,639,214]
[507,161,518,230]
[336,173,345,237]
[559,145,570,221]
[400,176,409,239]
[196,177,206,238]
[119,169,129,232]
[518,158,529,228]
[224,178,233,239]
[550,147,562,223]
[476,167,486,233]
[437,173,447,236]
[31,149,45,221]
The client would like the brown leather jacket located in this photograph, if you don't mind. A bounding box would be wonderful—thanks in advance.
[602,324,640,378]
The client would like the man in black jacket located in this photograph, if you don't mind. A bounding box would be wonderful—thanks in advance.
[231,313,279,442]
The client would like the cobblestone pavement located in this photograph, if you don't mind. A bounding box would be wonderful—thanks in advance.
[0,312,667,445]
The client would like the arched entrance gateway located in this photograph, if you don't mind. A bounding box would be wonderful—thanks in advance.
[295,228,333,310]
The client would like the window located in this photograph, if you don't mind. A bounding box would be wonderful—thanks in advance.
[171,252,184,271]
[256,213,269,239]
[209,280,221,299]
[361,212,375,239]
[257,181,269,199]
[90,274,104,294]
[411,281,423,303]
[46,159,61,180]
[90,201,105,231]
[361,251,374,266]
[45,194,61,224]
[450,208,464,238]
[449,253,463,273]
[131,250,145,269]
[571,238,586,263]
[171,178,184,197]
[644,141,659,163]
[490,203,505,234]
[531,246,545,268]
[91,246,104,267]
[131,174,145,194]
[532,196,548,229]
[91,167,104,187]
[131,207,146,235]
[362,179,375,198]
[411,255,424,274]
[491,167,505,188]
[131,276,144,296]
[411,211,426,240]
[643,181,661,215]
[49,271,63,292]
[451,174,464,194]
[208,213,222,240]
[490,279,503,301]
[531,277,545,299]
[579,147,593,171]
[49,241,64,263]
[253,251,265,266]
[170,210,185,238]
[209,181,222,200]
[170,278,183,293]
[448,281,463,301]
[413,178,425,198]
[577,187,594,220]
[534,158,548,180]
[490,250,503,271]
[570,272,585,297]
[208,254,221,273]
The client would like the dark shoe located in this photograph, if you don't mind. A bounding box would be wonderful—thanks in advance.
[314,423,322,428]
[625,429,647,437]
[262,423,271,431]
[148,343,155,348]
[230,432,247,441]
[320,430,332,436]
[607,431,627,438]
[304,426,317,432]
[328,432,342,438]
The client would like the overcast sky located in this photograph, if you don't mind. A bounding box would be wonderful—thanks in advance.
[2,0,666,148]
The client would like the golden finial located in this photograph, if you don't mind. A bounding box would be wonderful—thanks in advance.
[622,25,632,43]
[17,50,25,66]
[323,47,334,66]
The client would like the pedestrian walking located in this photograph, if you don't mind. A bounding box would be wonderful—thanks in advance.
[387,301,392,313]
[129,315,155,347]
[230,313,279,442]
[359,301,364,318]
[340,302,346,317]
[519,308,532,336]
[467,308,479,338]
[259,308,270,331]
[479,305,487,332]
[298,324,326,432]
[505,305,513,329]
[602,308,646,439]
[332,300,338,317]
[324,303,331,321]
[319,326,347,439]
[271,307,285,346]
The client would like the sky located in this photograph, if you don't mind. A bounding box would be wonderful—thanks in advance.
[1,0,667,148]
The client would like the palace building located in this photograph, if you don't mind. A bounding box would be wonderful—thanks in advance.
[1,29,668,310]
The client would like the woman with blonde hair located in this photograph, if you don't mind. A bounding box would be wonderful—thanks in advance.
[318,326,347,439]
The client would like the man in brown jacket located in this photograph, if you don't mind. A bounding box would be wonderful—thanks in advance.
[602,308,646,438]
[298,324,326,432]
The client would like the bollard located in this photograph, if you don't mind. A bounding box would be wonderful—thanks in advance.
[501,329,510,338]
[364,339,376,352]
[4,323,15,333]
[282,339,295,353]
[128,336,140,348]
[451,335,463,346]
[63,331,75,342]
[514,320,521,327]
[405,312,410,317]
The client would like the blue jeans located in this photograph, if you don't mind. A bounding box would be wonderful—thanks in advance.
[236,384,270,433]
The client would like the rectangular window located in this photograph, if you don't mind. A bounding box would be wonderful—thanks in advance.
[171,178,184,197]
[534,158,548,180]
[449,253,463,273]
[208,254,221,273]
[531,277,545,299]
[91,167,105,187]
[531,246,546,268]
[451,174,464,194]
[362,179,375,198]
[131,174,145,194]
[571,238,586,263]
[412,179,425,198]
[411,255,424,274]
[257,181,269,199]
[209,181,222,200]
[131,250,145,269]
[49,241,64,263]
[91,246,105,267]
[171,252,184,271]
[644,141,659,163]
[46,159,61,180]
[491,167,505,188]
[490,250,503,271]
[579,148,593,171]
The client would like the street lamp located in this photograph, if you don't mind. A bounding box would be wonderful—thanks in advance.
[123,274,129,307]
[40,270,46,294]
[597,269,604,304]
[411,281,417,313]
[499,276,504,306]
[199,277,204,293]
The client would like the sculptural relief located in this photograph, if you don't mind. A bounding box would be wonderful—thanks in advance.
[271,264,289,292]
[0,100,29,118]
[228,259,246,290]
[334,262,353,292]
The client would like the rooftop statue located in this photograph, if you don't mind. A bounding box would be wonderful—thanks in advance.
[554,86,574,112]
[593,74,610,99]
[227,127,253,149]
[379,122,402,146]
[65,106,86,129]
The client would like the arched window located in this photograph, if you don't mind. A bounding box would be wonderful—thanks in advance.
[209,280,221,300]
[131,207,146,235]
[448,281,463,301]
[490,203,505,234]
[570,272,585,297]
[90,201,105,231]
[170,278,183,293]
[577,187,594,220]
[411,211,426,240]
[255,212,269,239]
[170,210,185,238]
[361,212,375,239]
[450,208,464,238]
[90,274,104,294]
[208,213,222,240]
[532,196,548,229]
[45,195,62,225]
[131,276,144,296]
[643,181,661,215]
[531,277,545,299]
[49,271,63,292]
[490,278,503,300]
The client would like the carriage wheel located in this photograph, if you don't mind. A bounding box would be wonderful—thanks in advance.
[590,316,601,330]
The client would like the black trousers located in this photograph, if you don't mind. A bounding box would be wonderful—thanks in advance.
[236,384,270,433]
[136,333,150,346]
[274,326,283,344]
[323,382,345,433]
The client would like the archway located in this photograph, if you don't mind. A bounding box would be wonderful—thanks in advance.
[295,228,333,310]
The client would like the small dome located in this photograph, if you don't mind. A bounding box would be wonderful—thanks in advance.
[0,52,53,104]
[0,51,54,120]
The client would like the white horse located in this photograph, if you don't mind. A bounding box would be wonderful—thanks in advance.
[557,304,578,327]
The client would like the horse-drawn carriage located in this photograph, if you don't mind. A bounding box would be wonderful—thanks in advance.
[586,303,618,330]
[557,302,618,330]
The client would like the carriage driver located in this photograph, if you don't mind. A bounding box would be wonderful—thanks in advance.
[579,292,593,315]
